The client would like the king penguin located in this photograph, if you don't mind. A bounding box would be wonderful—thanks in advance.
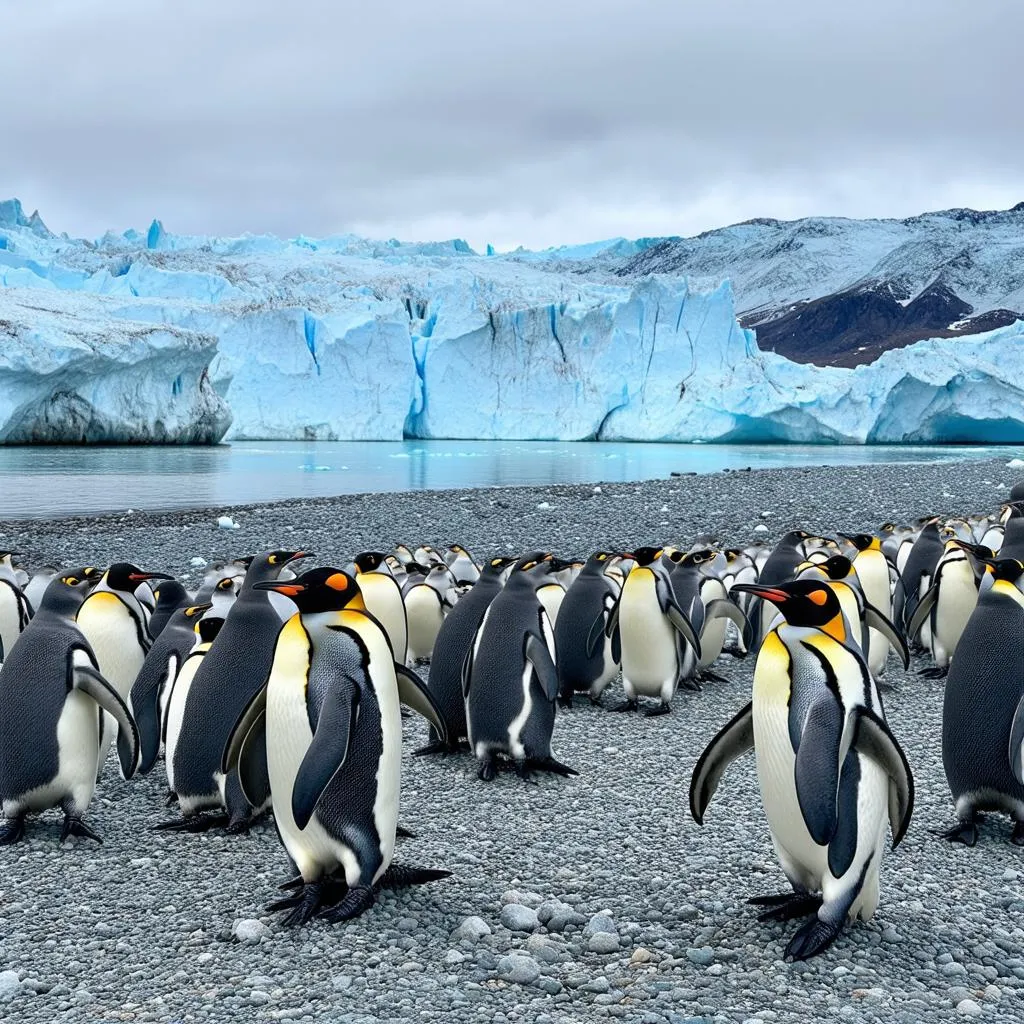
[418,556,516,754]
[0,571,139,844]
[0,552,33,663]
[938,557,1024,846]
[691,578,914,961]
[222,567,450,924]
[147,580,192,640]
[839,534,895,678]
[403,564,453,664]
[163,550,310,832]
[353,552,408,664]
[464,553,577,781]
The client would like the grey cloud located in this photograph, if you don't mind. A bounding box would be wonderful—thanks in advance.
[2,0,1022,248]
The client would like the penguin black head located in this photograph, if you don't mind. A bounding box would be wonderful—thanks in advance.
[815,555,855,581]
[839,533,876,552]
[196,616,225,644]
[153,580,188,605]
[583,551,615,572]
[244,550,313,584]
[680,549,717,568]
[215,576,238,594]
[732,579,844,630]
[512,552,553,573]
[482,556,516,576]
[628,547,664,567]
[105,563,173,592]
[979,558,1024,584]
[354,552,389,573]
[254,566,364,612]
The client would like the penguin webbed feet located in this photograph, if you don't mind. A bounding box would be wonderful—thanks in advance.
[1012,821,1024,847]
[164,790,179,807]
[748,891,823,923]
[268,879,330,927]
[643,702,672,717]
[413,739,467,757]
[722,644,747,660]
[153,811,231,834]
[61,816,102,844]
[0,815,26,846]
[611,699,638,713]
[680,678,703,693]
[783,916,843,961]
[477,756,497,782]
[317,884,375,923]
[379,863,452,888]
[931,818,979,847]
[698,669,731,684]
[917,665,948,679]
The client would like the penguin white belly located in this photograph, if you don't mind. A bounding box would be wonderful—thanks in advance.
[537,585,565,630]
[0,586,24,663]
[933,568,977,667]
[698,579,728,668]
[77,597,146,698]
[19,689,99,815]
[164,652,205,793]
[360,575,407,663]
[855,555,891,675]
[619,593,678,700]
[755,694,888,921]
[157,654,182,746]
[404,589,443,663]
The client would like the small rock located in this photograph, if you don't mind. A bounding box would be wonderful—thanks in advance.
[443,950,465,965]
[631,948,653,964]
[956,1000,983,1017]
[583,912,617,938]
[537,502,552,510]
[983,985,1001,1001]
[685,947,714,967]
[497,954,541,985]
[500,904,539,932]
[452,916,491,942]
[589,933,620,954]
[249,991,271,1005]
[0,972,21,1001]
[232,919,271,944]
[196,952,213,965]
[190,556,208,567]
[754,524,769,533]
[331,976,353,991]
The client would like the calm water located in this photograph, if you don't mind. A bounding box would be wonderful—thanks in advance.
[0,440,1018,519]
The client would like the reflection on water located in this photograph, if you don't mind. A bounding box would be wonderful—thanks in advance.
[0,440,1018,519]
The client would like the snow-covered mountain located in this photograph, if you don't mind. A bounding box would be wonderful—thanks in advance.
[609,205,1024,366]
[1,198,1023,444]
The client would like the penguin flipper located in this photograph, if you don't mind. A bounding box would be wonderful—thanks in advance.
[863,603,910,670]
[237,709,270,810]
[221,684,268,775]
[794,693,847,847]
[665,603,703,662]
[703,599,749,636]
[851,706,915,847]
[133,654,178,776]
[603,596,621,640]
[689,701,754,825]
[525,633,559,703]
[292,681,361,831]
[1009,694,1024,785]
[904,585,938,644]
[394,663,449,743]
[586,608,607,658]
[72,660,140,780]
[460,644,475,700]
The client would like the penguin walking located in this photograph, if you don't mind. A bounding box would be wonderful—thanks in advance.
[555,552,621,706]
[222,568,450,924]
[403,564,453,664]
[691,579,914,961]
[0,571,139,844]
[76,563,171,771]
[418,556,515,754]
[610,547,702,716]
[162,550,310,832]
[353,552,408,664]
[0,552,33,662]
[937,557,1024,846]
[130,602,213,775]
[906,539,979,678]
[464,554,576,781]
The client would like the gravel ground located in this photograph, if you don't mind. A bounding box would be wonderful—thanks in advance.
[2,458,1024,1023]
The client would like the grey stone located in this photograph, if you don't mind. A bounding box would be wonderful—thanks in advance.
[232,919,272,944]
[584,912,618,938]
[500,904,540,932]
[686,947,715,967]
[589,932,621,954]
[497,954,541,985]
[956,1000,983,1017]
[452,916,491,942]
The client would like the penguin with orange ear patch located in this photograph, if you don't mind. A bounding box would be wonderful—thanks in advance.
[223,567,450,925]
[691,579,913,961]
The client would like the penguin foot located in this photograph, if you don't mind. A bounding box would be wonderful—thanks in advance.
[477,757,497,782]
[164,791,179,807]
[526,756,579,778]
[318,884,375,923]
[932,820,978,846]
[784,917,843,961]
[750,893,822,923]
[153,812,231,833]
[379,863,452,888]
[278,874,304,892]
[0,816,26,846]
[270,880,327,927]
[396,825,416,839]
[698,670,732,684]
[515,760,540,785]
[917,666,948,679]
[413,740,452,757]
[1013,821,1024,847]
[680,678,704,692]
[225,817,252,836]
[643,703,672,718]
[61,816,101,844]
[611,700,638,713]
[557,696,573,710]
[722,645,747,660]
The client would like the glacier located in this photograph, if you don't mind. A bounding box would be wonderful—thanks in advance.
[0,197,1023,445]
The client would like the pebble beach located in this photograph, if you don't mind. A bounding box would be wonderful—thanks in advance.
[1,458,1023,1023]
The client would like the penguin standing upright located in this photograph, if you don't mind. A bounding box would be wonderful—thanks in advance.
[353,552,408,664]
[611,547,702,716]
[840,534,895,678]
[0,571,139,844]
[555,552,621,706]
[419,556,515,754]
[147,580,192,640]
[222,568,450,924]
[76,563,171,770]
[754,531,818,639]
[0,552,32,662]
[464,554,576,781]
[403,564,453,664]
[938,557,1024,846]
[445,545,481,585]
[163,550,310,832]
[691,579,914,961]
[893,518,943,637]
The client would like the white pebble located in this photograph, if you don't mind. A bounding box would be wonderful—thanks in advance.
[754,524,769,533]
[592,486,602,494]
[232,919,271,944]
[189,557,208,567]
[536,501,552,510]
[957,999,983,1017]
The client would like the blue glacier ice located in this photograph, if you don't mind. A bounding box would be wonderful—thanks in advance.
[0,201,1021,444]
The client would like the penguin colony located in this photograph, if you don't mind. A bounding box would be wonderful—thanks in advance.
[0,499,1022,960]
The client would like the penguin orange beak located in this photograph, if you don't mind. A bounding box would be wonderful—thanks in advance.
[286,551,313,563]
[253,582,306,596]
[731,583,790,605]
[129,572,173,582]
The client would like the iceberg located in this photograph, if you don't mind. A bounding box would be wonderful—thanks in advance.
[0,199,1022,445]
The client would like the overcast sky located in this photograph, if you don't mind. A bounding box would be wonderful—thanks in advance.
[3,0,1022,250]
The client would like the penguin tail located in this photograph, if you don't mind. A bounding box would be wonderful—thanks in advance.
[380,863,452,889]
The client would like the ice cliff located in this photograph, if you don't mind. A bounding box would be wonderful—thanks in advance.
[0,198,1022,444]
